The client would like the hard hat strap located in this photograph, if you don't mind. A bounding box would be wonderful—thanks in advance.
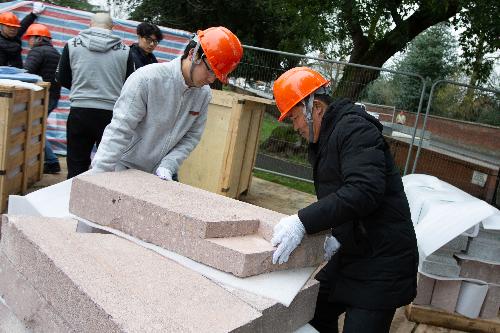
[304,93,315,142]
[189,34,202,84]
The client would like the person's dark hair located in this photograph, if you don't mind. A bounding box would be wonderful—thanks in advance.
[315,93,333,106]
[181,38,204,60]
[136,22,163,41]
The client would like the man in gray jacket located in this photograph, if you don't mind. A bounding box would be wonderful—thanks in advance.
[56,12,133,178]
[91,27,242,181]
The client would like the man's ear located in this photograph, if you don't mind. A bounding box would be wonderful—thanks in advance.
[313,101,326,117]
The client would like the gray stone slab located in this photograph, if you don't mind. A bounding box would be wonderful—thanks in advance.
[421,255,460,278]
[441,235,468,252]
[430,279,462,313]
[1,215,267,333]
[69,170,325,277]
[0,301,30,333]
[467,238,500,262]
[456,254,500,284]
[0,253,74,333]
[413,273,435,306]
[480,284,500,319]
[223,279,319,333]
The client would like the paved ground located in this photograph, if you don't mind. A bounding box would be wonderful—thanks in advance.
[23,157,468,333]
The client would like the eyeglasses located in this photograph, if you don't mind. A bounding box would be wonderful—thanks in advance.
[201,57,215,75]
[143,36,159,46]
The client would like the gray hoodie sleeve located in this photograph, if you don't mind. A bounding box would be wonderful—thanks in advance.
[91,73,148,172]
[158,91,211,173]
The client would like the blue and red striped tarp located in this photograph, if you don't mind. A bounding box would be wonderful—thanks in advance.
[1,1,193,154]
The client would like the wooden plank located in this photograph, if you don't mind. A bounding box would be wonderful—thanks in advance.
[405,304,500,333]
[178,100,233,193]
[10,111,27,129]
[237,101,265,197]
[21,90,35,193]
[6,153,24,171]
[9,131,26,147]
[218,99,245,198]
[13,90,29,104]
[0,93,13,171]
[38,84,49,180]
[30,104,45,120]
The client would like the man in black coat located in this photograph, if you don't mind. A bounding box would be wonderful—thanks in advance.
[0,2,45,68]
[129,22,163,71]
[271,67,418,333]
[23,23,62,173]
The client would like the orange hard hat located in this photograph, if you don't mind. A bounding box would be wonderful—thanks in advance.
[198,27,243,84]
[0,12,21,28]
[273,67,329,121]
[23,23,51,39]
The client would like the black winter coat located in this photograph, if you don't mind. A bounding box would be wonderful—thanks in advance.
[0,13,37,68]
[298,98,418,310]
[24,39,61,100]
[129,43,158,71]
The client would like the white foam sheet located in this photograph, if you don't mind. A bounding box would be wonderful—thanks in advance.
[7,178,316,307]
[403,174,500,258]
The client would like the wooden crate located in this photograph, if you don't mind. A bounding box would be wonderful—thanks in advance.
[405,303,500,332]
[0,83,49,212]
[179,89,272,199]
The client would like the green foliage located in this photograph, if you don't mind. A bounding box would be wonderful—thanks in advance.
[390,24,459,112]
[253,169,315,195]
[45,0,96,11]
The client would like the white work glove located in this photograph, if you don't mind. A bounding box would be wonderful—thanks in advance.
[155,167,173,181]
[32,2,46,15]
[323,235,341,261]
[271,214,306,265]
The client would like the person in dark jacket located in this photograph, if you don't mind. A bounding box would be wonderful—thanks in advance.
[129,22,163,71]
[271,67,418,333]
[0,3,45,68]
[24,23,62,174]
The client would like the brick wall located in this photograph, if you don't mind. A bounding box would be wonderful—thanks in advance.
[367,105,500,157]
[386,136,499,204]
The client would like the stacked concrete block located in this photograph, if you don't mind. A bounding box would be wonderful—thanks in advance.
[420,235,468,278]
[69,170,325,277]
[414,273,462,313]
[0,215,319,333]
[466,227,500,262]
[430,279,462,313]
[480,284,500,319]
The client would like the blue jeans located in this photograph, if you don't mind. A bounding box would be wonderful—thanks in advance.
[45,97,59,165]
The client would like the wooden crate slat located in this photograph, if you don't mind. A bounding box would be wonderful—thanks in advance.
[9,111,27,130]
[30,105,45,120]
[13,90,30,104]
[0,83,48,210]
[9,131,26,147]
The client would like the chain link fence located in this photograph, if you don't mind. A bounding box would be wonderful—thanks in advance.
[229,45,427,181]
[410,80,500,206]
[228,46,500,206]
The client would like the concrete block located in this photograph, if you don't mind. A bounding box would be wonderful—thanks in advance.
[0,253,74,333]
[479,284,500,319]
[441,235,468,252]
[0,301,30,333]
[456,254,500,284]
[476,227,500,243]
[421,254,460,278]
[69,170,325,277]
[466,238,500,262]
[224,279,319,333]
[430,279,461,312]
[1,215,269,333]
[413,273,435,306]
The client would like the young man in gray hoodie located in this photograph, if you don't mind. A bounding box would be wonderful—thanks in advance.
[56,12,134,179]
[91,27,242,181]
